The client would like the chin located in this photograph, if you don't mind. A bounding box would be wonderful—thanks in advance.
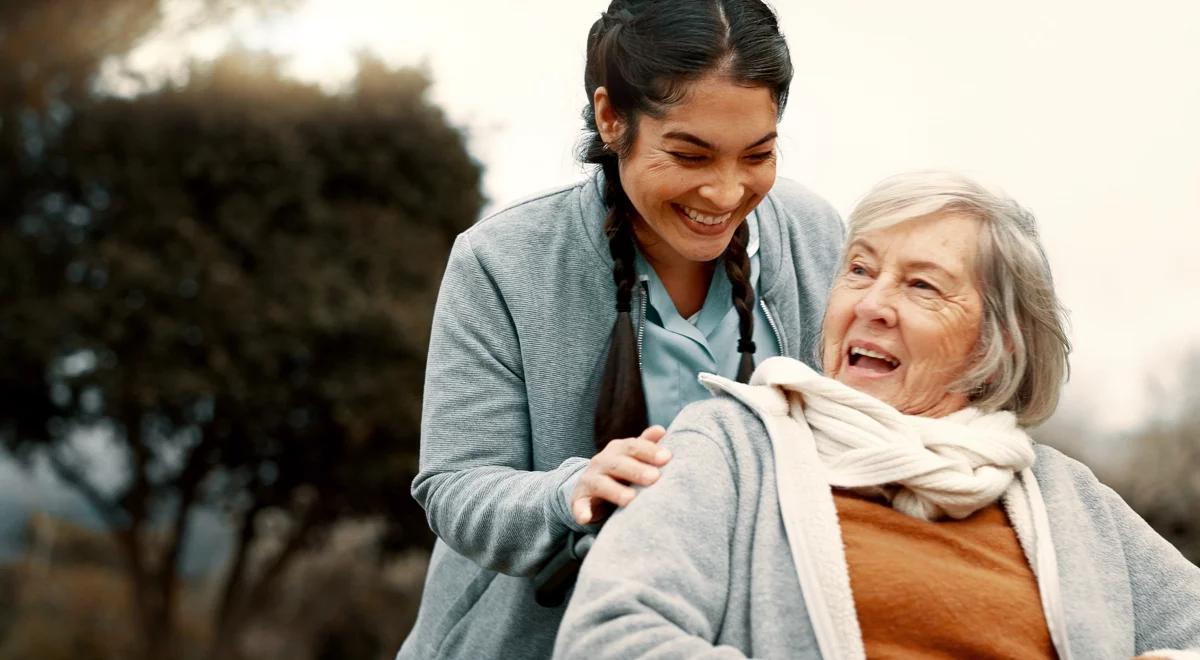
[693,245,733,262]
[854,382,895,403]
[673,238,733,263]
[835,374,895,403]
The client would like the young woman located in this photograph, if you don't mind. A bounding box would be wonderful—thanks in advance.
[397,2,844,657]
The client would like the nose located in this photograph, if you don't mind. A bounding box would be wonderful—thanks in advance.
[854,280,898,327]
[698,167,744,212]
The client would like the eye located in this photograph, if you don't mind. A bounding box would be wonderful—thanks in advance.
[847,262,869,277]
[910,279,939,293]
[668,152,706,163]
[745,150,775,164]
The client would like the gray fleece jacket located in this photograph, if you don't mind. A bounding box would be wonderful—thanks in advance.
[397,171,844,659]
[553,388,1200,659]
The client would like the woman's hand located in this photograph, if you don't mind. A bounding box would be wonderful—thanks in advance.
[571,425,671,525]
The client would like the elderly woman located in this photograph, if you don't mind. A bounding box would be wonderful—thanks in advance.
[554,172,1200,659]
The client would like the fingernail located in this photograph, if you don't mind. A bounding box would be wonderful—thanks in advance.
[656,449,671,462]
[643,467,660,481]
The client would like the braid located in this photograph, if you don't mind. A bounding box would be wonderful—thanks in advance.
[593,160,649,453]
[724,221,756,383]
[603,163,637,312]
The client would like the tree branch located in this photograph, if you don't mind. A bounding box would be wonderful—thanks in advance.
[240,500,324,620]
[46,447,125,529]
[154,428,219,642]
[207,498,264,660]
[160,428,220,569]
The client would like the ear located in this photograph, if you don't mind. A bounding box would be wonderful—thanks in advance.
[592,86,624,147]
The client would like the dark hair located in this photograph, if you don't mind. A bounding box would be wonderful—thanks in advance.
[583,0,793,450]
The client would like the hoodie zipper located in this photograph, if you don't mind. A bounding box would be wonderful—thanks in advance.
[637,281,647,372]
[760,298,786,357]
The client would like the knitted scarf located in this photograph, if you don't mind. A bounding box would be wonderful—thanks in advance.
[750,357,1035,521]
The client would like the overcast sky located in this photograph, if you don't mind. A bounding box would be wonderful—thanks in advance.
[123,0,1200,432]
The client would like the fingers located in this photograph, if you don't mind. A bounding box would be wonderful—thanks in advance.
[640,425,668,443]
[577,472,635,515]
[593,452,661,487]
[570,428,675,524]
[573,498,594,525]
[573,496,613,526]
[611,433,672,466]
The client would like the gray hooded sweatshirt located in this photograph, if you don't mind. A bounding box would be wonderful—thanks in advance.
[398,172,844,659]
[553,381,1200,659]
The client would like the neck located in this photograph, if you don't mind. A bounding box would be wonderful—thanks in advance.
[633,226,715,318]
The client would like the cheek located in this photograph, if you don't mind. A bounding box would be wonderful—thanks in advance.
[920,311,981,370]
[820,339,841,374]
[948,322,982,363]
[820,289,853,365]
[946,304,984,355]
[749,164,777,196]
[642,157,689,190]
[620,157,671,199]
[823,285,856,330]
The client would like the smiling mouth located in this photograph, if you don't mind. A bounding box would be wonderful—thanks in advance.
[674,203,733,226]
[848,346,900,374]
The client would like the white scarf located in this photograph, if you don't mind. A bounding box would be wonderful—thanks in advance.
[701,358,1074,659]
[750,357,1035,521]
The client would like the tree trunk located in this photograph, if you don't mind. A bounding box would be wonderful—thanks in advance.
[115,524,175,660]
[207,502,323,660]
[207,502,263,660]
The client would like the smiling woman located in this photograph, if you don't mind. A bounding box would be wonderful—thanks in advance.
[824,213,985,418]
[397,1,845,658]
[595,74,781,317]
[825,171,1072,427]
[553,171,1200,659]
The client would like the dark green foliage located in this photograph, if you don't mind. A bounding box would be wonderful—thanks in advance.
[0,3,482,656]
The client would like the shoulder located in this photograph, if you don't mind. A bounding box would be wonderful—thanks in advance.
[663,395,773,467]
[459,176,603,257]
[1032,444,1106,492]
[765,177,845,238]
[759,178,845,284]
[1030,444,1130,525]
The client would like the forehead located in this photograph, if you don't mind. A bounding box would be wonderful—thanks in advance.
[850,213,982,271]
[646,75,778,144]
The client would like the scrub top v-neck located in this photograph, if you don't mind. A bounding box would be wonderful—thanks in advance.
[635,212,781,429]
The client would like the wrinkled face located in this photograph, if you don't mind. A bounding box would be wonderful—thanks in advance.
[596,74,779,267]
[821,213,985,418]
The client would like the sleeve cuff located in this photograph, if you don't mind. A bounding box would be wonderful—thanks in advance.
[551,457,600,535]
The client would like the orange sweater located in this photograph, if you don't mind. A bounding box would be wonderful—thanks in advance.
[834,490,1057,659]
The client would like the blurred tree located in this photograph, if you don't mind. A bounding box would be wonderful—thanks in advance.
[0,0,292,231]
[0,3,482,659]
[1113,353,1200,565]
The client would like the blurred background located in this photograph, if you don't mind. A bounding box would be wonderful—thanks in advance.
[0,1,1196,659]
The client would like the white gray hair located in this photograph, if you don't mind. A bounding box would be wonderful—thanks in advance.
[838,171,1071,426]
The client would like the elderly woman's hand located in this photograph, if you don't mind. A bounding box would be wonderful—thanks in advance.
[571,425,671,525]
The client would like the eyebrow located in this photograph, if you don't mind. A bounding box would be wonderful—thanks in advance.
[661,130,778,151]
[906,260,960,282]
[846,238,962,283]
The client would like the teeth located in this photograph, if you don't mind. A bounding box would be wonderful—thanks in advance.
[850,346,899,366]
[681,205,732,226]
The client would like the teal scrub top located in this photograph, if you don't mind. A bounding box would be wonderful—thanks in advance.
[635,213,782,429]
